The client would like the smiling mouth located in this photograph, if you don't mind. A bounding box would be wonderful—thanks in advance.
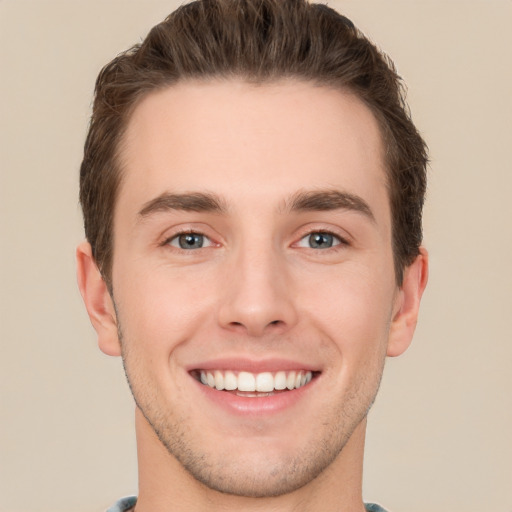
[192,369,317,397]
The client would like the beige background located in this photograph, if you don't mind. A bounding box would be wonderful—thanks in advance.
[1,1,511,511]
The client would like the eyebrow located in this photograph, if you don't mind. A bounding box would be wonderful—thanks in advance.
[285,189,375,222]
[138,192,227,218]
[137,188,375,222]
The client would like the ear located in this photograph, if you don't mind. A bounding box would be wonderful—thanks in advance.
[76,241,121,356]
[387,247,429,357]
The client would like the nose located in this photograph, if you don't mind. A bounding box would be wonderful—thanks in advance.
[217,244,298,337]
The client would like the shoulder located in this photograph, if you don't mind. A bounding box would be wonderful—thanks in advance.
[105,496,137,512]
[365,504,389,512]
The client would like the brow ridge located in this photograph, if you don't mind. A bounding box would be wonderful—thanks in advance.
[138,189,374,222]
[138,192,227,218]
[286,189,375,221]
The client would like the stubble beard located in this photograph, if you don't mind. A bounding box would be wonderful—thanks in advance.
[117,318,386,498]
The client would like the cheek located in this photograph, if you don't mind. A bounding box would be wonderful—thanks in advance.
[299,265,395,357]
[113,265,219,354]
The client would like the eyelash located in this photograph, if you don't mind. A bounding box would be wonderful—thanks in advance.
[161,229,349,251]
[295,230,349,250]
[162,230,215,250]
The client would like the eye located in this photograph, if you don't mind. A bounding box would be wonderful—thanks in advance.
[297,232,344,249]
[167,232,213,250]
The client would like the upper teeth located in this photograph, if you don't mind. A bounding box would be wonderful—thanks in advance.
[199,370,313,392]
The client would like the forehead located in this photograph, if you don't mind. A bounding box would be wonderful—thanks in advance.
[117,79,388,221]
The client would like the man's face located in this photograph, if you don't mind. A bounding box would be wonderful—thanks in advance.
[110,80,402,496]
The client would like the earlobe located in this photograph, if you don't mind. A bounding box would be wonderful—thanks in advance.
[76,241,121,356]
[387,247,429,357]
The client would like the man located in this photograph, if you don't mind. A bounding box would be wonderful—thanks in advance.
[76,1,428,511]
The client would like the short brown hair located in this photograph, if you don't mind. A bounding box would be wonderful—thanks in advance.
[79,0,428,287]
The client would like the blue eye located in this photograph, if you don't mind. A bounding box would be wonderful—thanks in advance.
[168,233,212,250]
[297,232,343,249]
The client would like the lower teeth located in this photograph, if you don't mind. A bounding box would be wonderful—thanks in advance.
[233,391,276,397]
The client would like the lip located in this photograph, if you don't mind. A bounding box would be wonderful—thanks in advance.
[186,357,320,373]
[188,358,321,416]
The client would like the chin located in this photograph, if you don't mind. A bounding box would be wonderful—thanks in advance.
[139,398,363,499]
[166,439,343,498]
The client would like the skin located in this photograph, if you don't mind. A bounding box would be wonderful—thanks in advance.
[77,80,428,512]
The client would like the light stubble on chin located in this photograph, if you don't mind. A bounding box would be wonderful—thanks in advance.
[116,312,386,498]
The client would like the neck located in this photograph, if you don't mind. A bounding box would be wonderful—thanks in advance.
[133,408,367,512]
